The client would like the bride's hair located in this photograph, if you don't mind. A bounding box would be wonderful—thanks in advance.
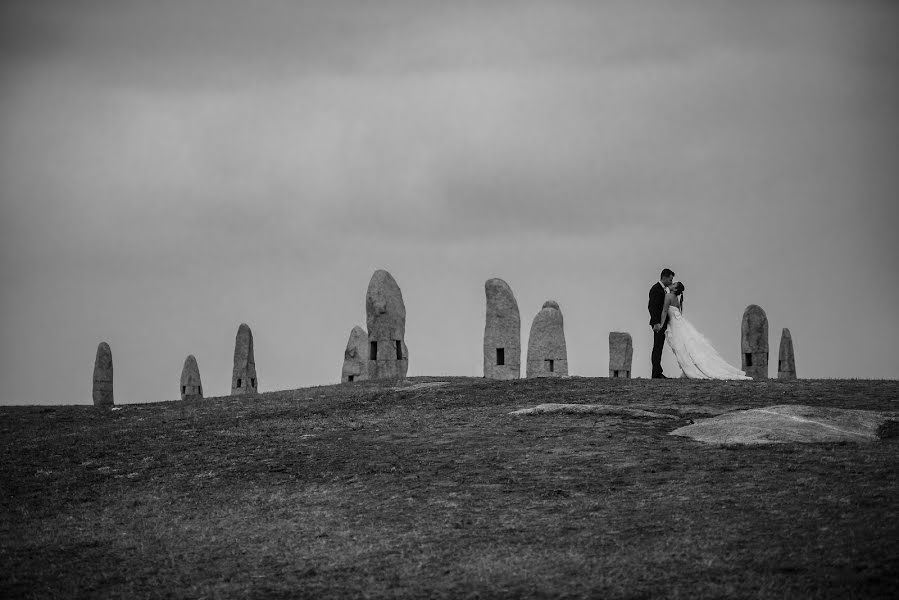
[673,282,685,295]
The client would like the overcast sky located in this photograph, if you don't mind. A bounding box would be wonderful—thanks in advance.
[1,0,897,405]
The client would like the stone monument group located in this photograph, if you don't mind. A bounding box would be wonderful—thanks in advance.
[91,270,797,407]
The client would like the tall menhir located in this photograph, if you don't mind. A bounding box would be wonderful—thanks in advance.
[741,305,768,379]
[526,301,568,378]
[180,354,203,400]
[366,270,408,380]
[341,325,369,383]
[92,341,114,407]
[231,323,258,395]
[608,332,633,378]
[778,328,797,380]
[483,278,521,380]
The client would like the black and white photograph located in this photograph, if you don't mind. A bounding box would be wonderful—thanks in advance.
[1,1,897,597]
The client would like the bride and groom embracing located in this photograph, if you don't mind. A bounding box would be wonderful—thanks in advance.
[648,268,750,380]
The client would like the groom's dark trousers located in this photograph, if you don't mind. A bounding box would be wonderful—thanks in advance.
[648,282,667,378]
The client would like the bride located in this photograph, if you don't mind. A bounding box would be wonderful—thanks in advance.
[660,282,751,380]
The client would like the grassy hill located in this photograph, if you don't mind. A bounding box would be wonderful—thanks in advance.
[2,377,897,599]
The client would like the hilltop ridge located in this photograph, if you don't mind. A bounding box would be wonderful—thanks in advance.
[2,377,897,598]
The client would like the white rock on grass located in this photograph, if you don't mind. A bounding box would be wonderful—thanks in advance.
[510,403,678,420]
[670,405,896,445]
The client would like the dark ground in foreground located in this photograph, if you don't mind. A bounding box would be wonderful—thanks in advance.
[1,377,898,599]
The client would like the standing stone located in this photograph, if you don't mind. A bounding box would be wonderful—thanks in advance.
[608,332,633,378]
[231,323,258,395]
[92,342,114,407]
[180,355,203,400]
[778,328,797,380]
[526,301,568,378]
[366,270,408,380]
[341,326,369,383]
[483,278,521,380]
[741,305,769,379]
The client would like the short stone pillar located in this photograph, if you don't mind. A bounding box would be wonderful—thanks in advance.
[341,326,369,383]
[777,328,797,380]
[180,355,203,400]
[608,332,633,378]
[483,278,521,380]
[526,301,568,378]
[92,342,114,407]
[366,270,408,380]
[231,323,258,395]
[741,305,768,379]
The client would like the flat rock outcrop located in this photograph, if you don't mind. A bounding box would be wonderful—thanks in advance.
[231,323,258,395]
[391,381,451,391]
[510,403,678,419]
[180,355,203,400]
[741,304,769,379]
[483,278,521,380]
[341,326,369,383]
[92,342,114,407]
[669,405,896,445]
[608,332,633,378]
[366,270,408,379]
[526,301,568,378]
[778,328,796,380]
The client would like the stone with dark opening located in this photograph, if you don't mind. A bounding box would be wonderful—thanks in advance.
[366,270,408,379]
[231,323,258,395]
[741,304,768,379]
[341,326,369,383]
[526,300,568,378]
[777,328,796,380]
[608,332,633,378]
[92,342,114,407]
[483,278,521,380]
[180,354,203,400]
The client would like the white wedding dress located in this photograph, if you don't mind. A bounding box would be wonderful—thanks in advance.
[665,306,751,380]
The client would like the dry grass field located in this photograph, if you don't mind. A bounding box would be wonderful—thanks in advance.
[1,377,897,599]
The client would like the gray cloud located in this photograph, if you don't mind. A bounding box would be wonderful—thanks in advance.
[1,0,898,404]
[4,0,863,87]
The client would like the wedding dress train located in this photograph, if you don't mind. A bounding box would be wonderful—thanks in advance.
[666,307,751,380]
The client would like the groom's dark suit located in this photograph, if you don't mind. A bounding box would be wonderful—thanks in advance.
[648,282,667,378]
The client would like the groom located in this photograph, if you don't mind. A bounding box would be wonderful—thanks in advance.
[648,268,675,378]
